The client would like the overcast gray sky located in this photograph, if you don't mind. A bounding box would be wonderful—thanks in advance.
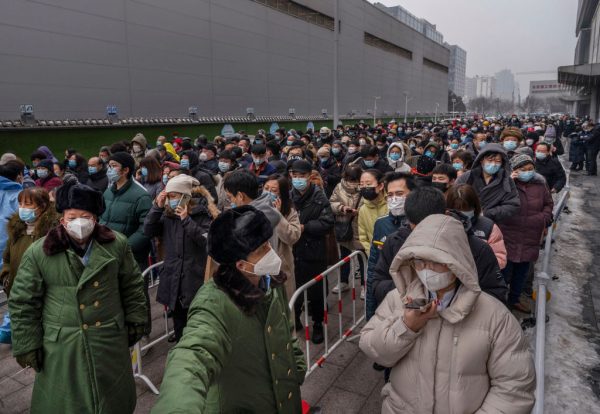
[372,0,578,95]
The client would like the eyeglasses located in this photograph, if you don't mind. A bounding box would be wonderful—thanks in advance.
[412,259,449,273]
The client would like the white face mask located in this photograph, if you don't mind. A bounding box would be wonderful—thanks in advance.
[132,144,142,153]
[64,218,95,240]
[199,153,208,162]
[416,267,454,292]
[247,247,282,276]
[387,196,406,217]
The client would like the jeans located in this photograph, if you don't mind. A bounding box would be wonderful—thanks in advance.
[339,245,365,285]
[502,261,531,305]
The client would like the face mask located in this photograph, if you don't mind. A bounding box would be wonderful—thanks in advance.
[347,147,357,154]
[101,156,109,164]
[156,141,162,147]
[141,167,148,177]
[416,267,454,292]
[162,174,168,185]
[180,159,190,169]
[19,207,36,223]
[132,144,142,153]
[450,143,459,150]
[360,187,378,201]
[218,161,230,173]
[199,153,208,162]
[535,152,547,160]
[263,190,278,203]
[387,196,405,216]
[292,177,308,191]
[88,166,97,175]
[406,129,412,133]
[503,141,517,151]
[478,141,487,149]
[452,162,463,171]
[68,159,77,168]
[526,139,535,146]
[471,127,478,133]
[389,152,401,161]
[106,167,120,182]
[359,139,367,146]
[518,170,535,182]
[364,159,376,168]
[319,157,329,165]
[36,168,48,179]
[253,157,265,165]
[483,162,501,175]
[544,137,555,144]
[494,127,501,132]
[460,135,467,142]
[462,210,475,219]
[377,145,385,150]
[432,182,448,192]
[230,202,237,209]
[287,140,294,146]
[409,144,416,149]
[168,198,180,209]
[332,148,341,156]
[65,218,95,240]
[246,247,282,276]
[424,150,434,159]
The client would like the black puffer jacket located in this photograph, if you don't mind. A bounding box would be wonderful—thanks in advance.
[535,156,566,192]
[292,184,334,263]
[143,187,217,310]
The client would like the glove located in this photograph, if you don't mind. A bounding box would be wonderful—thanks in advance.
[16,348,43,372]
[127,323,147,347]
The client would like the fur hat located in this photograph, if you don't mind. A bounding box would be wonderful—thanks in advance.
[55,180,105,216]
[510,153,534,171]
[208,205,273,264]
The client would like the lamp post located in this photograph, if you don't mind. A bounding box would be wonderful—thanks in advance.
[403,92,412,124]
[452,98,457,118]
[333,0,339,128]
[434,103,440,123]
[373,96,381,126]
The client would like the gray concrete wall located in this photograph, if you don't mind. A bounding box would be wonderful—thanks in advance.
[0,0,449,119]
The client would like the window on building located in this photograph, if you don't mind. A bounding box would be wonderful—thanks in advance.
[252,0,334,31]
[423,57,448,73]
[364,32,413,60]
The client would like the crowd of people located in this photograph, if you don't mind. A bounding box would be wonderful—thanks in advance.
[0,113,591,413]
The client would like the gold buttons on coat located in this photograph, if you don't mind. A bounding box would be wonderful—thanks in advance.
[286,343,291,351]
[82,324,88,330]
[287,368,292,376]
[267,325,272,334]
[95,321,101,327]
[271,353,276,360]
[93,281,99,288]
[94,301,100,308]
[79,304,85,310]
[288,392,292,400]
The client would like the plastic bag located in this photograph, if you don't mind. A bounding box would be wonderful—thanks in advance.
[0,312,11,344]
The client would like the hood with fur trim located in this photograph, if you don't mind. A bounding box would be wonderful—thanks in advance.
[7,206,61,242]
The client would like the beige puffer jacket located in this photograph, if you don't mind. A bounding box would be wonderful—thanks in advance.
[329,180,362,251]
[359,215,535,414]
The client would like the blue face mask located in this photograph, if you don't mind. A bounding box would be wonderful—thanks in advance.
[478,141,487,149]
[19,207,36,223]
[450,143,459,150]
[263,191,278,203]
[389,152,401,161]
[230,202,237,209]
[253,157,265,165]
[462,210,475,219]
[168,199,180,209]
[518,170,535,182]
[535,152,547,160]
[292,177,308,191]
[106,167,120,182]
[332,148,341,156]
[319,157,329,165]
[483,162,501,175]
[286,140,294,146]
[162,174,168,185]
[218,161,230,173]
[503,141,517,151]
[37,168,48,179]
[141,167,148,177]
[88,166,97,175]
[452,162,463,171]
[68,159,77,168]
[424,150,434,159]
[364,159,376,168]
[180,159,190,169]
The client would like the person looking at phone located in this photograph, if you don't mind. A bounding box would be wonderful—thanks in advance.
[360,214,535,414]
[143,174,218,341]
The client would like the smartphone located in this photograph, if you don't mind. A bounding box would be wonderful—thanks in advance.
[405,298,432,310]
[177,194,191,209]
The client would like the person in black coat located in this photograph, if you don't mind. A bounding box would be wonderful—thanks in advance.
[585,122,600,176]
[371,187,507,308]
[85,157,109,192]
[356,145,393,175]
[143,174,217,341]
[180,150,218,202]
[534,142,566,193]
[197,144,219,175]
[316,146,342,198]
[290,160,334,345]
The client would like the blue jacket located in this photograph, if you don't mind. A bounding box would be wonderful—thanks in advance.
[0,176,22,267]
[365,213,409,319]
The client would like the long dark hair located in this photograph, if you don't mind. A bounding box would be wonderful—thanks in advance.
[139,156,162,184]
[265,173,292,217]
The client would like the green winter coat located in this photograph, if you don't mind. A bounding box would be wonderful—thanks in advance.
[100,179,152,263]
[0,207,60,297]
[152,277,306,414]
[8,224,148,414]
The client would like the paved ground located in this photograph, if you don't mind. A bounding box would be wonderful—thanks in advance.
[2,161,600,413]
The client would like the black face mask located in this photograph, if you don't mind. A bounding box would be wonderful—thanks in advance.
[431,182,448,192]
[360,187,379,201]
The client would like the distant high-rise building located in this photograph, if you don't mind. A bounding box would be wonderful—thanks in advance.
[447,44,467,97]
[495,69,516,101]
[465,75,496,100]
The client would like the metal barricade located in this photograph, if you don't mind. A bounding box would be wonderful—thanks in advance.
[532,181,570,414]
[288,250,367,377]
[132,261,169,395]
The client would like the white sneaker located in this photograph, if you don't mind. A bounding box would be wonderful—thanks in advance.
[332,282,349,293]
[360,286,365,300]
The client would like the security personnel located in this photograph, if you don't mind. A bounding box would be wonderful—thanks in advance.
[9,180,148,414]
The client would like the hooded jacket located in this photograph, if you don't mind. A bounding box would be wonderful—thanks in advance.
[358,194,388,253]
[386,142,412,173]
[0,176,22,268]
[329,180,362,250]
[455,144,520,223]
[360,215,535,414]
[131,134,148,167]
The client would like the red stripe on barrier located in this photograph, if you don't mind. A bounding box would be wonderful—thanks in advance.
[314,274,324,282]
[343,328,353,337]
[305,326,310,341]
[317,356,326,367]
[343,256,351,263]
[352,288,356,301]
[338,299,342,313]
[324,309,328,324]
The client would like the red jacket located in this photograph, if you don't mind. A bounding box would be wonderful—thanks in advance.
[35,176,62,192]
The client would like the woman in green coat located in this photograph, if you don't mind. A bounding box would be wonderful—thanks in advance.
[1,187,59,298]
[8,181,148,414]
[152,205,306,414]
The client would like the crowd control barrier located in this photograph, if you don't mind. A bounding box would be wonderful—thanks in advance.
[532,172,570,414]
[288,250,368,377]
[132,261,168,395]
